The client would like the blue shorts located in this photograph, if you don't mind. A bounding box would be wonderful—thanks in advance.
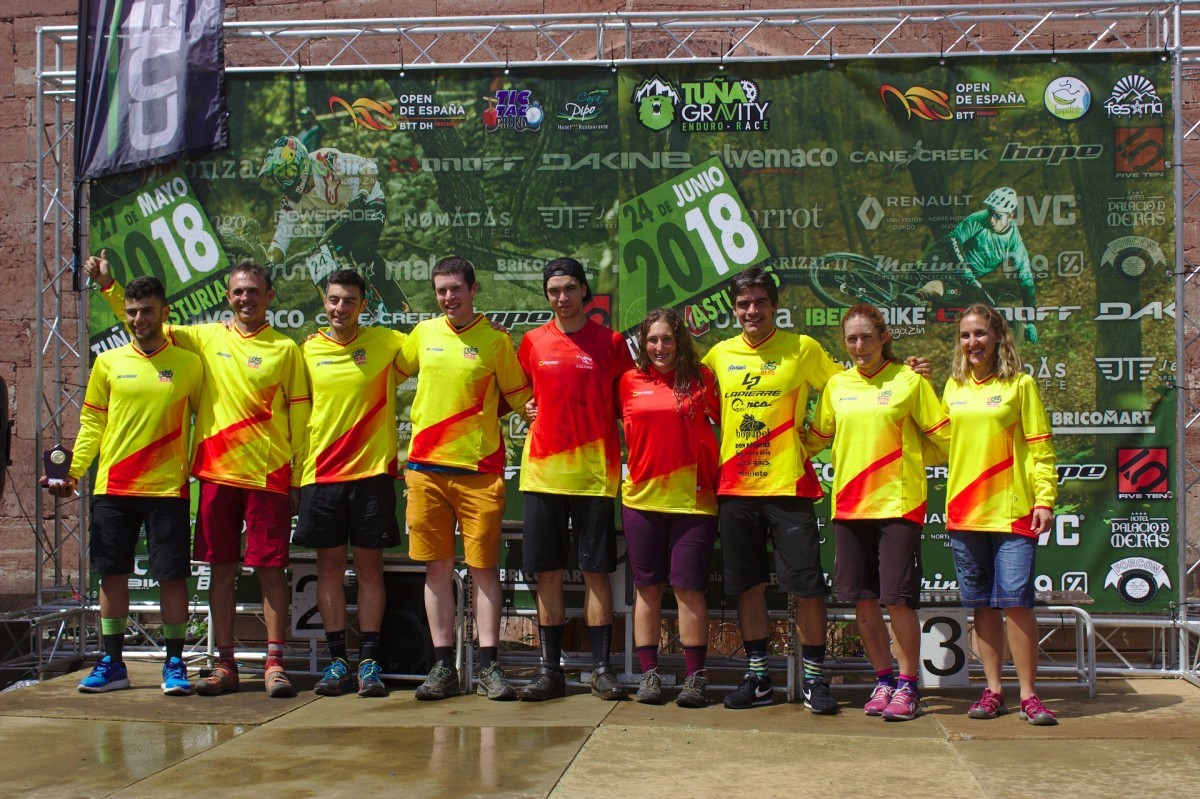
[949,531,1036,608]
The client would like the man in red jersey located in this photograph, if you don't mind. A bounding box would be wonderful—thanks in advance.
[516,258,633,701]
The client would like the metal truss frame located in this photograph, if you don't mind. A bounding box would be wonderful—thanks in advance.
[17,2,1200,685]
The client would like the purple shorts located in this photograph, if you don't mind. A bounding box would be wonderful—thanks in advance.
[621,506,717,592]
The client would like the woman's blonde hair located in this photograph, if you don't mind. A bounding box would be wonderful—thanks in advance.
[952,303,1023,384]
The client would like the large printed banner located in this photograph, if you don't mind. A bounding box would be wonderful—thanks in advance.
[89,56,1176,613]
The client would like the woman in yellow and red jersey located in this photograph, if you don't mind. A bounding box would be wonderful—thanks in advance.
[619,308,720,709]
[808,304,949,721]
[942,303,1058,726]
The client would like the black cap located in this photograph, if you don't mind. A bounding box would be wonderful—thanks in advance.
[542,257,593,303]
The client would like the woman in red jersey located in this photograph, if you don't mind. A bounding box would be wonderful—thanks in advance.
[619,308,720,708]
[942,303,1058,726]
[808,303,949,721]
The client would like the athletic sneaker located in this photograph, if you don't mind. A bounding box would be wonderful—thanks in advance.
[264,664,296,698]
[802,676,839,715]
[475,662,517,701]
[1019,694,1058,726]
[724,672,773,709]
[882,683,921,721]
[161,657,193,696]
[415,661,461,701]
[194,660,238,696]
[635,669,663,704]
[968,687,1007,719]
[863,682,895,716]
[314,657,355,696]
[590,665,627,700]
[357,659,387,698]
[77,656,130,693]
[675,671,707,709]
[518,667,566,701]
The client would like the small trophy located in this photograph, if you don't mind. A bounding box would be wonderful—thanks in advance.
[44,445,73,486]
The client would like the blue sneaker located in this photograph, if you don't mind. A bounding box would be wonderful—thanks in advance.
[161,657,192,696]
[77,656,130,693]
[314,657,355,696]
[357,659,387,698]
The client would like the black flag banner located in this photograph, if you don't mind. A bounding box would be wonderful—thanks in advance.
[75,0,227,180]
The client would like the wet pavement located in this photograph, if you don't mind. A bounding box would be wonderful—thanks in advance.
[1,662,1197,799]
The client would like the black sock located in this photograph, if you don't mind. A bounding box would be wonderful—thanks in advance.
[479,646,498,670]
[359,631,380,663]
[164,638,184,661]
[588,623,613,670]
[434,646,456,672]
[102,632,124,662]
[744,637,769,677]
[539,624,565,671]
[327,629,348,663]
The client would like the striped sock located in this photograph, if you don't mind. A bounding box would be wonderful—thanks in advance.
[898,673,919,693]
[801,644,826,682]
[876,668,896,688]
[745,638,769,677]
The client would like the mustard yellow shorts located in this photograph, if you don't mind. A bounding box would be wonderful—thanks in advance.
[405,469,505,568]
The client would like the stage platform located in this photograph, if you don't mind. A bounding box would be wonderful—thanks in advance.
[1,663,1197,798]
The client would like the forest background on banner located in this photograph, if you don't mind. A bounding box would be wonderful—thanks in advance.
[88,55,1176,613]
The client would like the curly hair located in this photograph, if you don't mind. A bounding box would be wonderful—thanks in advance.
[841,303,897,363]
[634,307,705,418]
[951,303,1023,384]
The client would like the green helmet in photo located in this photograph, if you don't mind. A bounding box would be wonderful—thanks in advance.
[259,135,312,202]
[982,186,1019,216]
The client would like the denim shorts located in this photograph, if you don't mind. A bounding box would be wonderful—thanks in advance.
[949,531,1036,608]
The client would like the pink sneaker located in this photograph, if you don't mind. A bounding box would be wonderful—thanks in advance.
[864,683,894,716]
[967,687,1007,719]
[882,683,921,721]
[1020,694,1058,726]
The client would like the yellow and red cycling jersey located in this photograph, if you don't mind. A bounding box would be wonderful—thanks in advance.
[300,326,408,484]
[71,340,204,497]
[701,329,842,497]
[518,319,632,497]
[619,367,721,515]
[942,372,1057,536]
[400,314,532,474]
[809,361,950,522]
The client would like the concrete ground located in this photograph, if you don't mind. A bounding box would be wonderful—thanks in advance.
[1,663,1197,799]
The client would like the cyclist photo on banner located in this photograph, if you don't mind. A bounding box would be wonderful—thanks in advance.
[258,134,408,316]
[807,187,1039,343]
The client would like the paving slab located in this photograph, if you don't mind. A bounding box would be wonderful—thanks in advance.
[951,738,1200,799]
[0,715,240,799]
[111,723,594,799]
[551,725,985,799]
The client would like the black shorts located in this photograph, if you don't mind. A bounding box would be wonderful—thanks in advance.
[89,495,191,581]
[293,474,401,550]
[522,492,617,575]
[717,496,827,597]
[833,519,922,609]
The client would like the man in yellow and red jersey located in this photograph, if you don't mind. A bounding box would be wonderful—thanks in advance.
[296,268,409,698]
[515,258,633,702]
[398,257,532,702]
[47,275,203,697]
[87,254,310,699]
[701,266,845,713]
